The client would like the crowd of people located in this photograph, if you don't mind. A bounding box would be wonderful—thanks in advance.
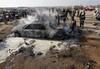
[55,8,86,36]
[0,9,29,24]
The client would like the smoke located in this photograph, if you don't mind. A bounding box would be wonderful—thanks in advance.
[34,8,58,27]
[16,8,58,27]
[18,15,37,25]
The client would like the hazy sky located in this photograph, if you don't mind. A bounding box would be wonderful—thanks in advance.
[0,0,100,7]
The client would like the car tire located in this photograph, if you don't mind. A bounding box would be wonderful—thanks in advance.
[14,32,21,37]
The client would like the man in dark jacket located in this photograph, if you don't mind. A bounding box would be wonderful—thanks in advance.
[79,10,85,29]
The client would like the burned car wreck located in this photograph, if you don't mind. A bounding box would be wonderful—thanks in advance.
[11,9,76,40]
[11,21,71,40]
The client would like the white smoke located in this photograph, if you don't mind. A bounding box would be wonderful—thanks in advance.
[18,15,37,25]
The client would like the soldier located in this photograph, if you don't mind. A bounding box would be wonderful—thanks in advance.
[79,10,85,29]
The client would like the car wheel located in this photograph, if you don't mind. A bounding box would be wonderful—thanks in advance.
[14,32,21,37]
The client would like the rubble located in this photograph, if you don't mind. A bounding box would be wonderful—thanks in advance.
[17,46,35,58]
[37,52,43,56]
[48,49,59,55]
[0,36,78,63]
[58,49,72,58]
[93,22,100,29]
[85,60,97,69]
[18,47,26,53]
[66,65,76,69]
[49,45,56,50]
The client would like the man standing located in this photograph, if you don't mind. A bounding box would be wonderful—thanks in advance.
[71,9,76,20]
[65,9,69,19]
[3,11,7,24]
[79,10,85,29]
[77,9,80,17]
[70,19,76,36]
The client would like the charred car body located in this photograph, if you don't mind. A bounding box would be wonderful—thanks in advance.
[95,8,100,20]
[11,21,71,40]
[96,11,100,20]
[11,9,75,40]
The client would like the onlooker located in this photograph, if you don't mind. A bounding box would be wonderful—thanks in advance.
[71,9,76,20]
[79,10,85,29]
[77,9,80,17]
[70,19,76,36]
[3,11,7,24]
[65,9,69,19]
[63,17,66,26]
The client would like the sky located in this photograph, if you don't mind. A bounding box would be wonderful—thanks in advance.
[0,0,100,7]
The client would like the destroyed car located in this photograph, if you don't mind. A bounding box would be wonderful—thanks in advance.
[96,12,100,20]
[95,8,100,20]
[11,22,70,40]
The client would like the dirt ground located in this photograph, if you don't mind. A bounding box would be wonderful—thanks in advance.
[0,11,100,69]
[0,21,16,41]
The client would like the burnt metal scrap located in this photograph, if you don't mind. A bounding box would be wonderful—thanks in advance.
[93,22,100,29]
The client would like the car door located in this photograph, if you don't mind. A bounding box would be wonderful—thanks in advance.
[33,24,46,38]
[22,24,35,38]
[23,24,46,38]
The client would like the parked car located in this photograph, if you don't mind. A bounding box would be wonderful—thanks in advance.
[11,22,70,40]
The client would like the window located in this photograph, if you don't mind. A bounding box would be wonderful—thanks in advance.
[32,24,46,30]
[25,24,33,29]
[25,24,46,30]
